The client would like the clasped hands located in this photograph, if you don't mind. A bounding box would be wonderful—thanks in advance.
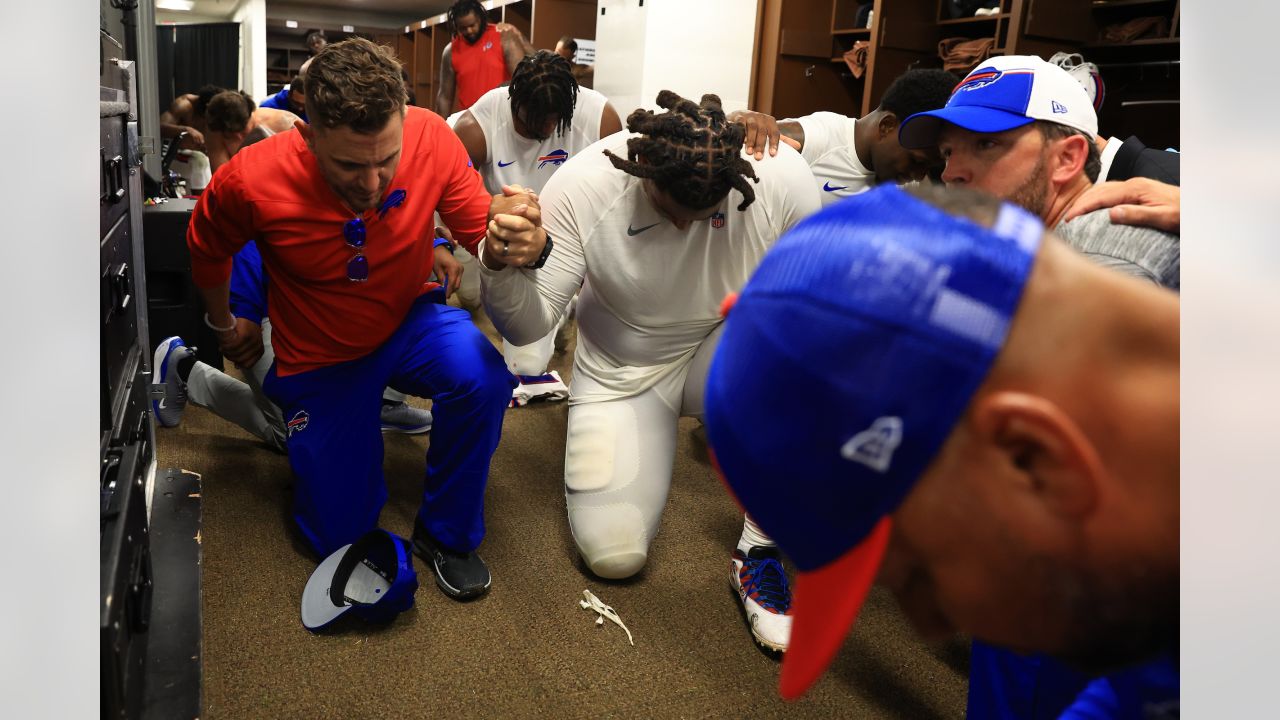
[483,184,548,271]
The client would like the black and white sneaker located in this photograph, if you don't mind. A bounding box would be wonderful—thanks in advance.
[412,521,491,600]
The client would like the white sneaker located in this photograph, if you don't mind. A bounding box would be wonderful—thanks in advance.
[380,401,433,434]
[731,546,793,652]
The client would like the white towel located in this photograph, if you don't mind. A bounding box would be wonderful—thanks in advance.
[509,370,570,408]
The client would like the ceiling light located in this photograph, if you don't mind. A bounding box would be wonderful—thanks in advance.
[156,0,195,11]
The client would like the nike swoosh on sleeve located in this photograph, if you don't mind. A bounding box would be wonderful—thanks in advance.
[498,160,516,167]
[823,181,849,192]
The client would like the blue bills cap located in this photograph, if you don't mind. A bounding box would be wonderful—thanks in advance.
[705,184,1044,698]
[302,529,419,631]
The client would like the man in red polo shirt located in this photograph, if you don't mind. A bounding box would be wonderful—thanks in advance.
[187,37,546,600]
[434,0,533,117]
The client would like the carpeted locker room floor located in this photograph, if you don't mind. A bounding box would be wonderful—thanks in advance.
[155,300,969,719]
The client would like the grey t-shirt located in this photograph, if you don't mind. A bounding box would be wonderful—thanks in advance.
[1054,209,1180,291]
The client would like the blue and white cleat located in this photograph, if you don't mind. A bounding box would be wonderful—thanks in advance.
[732,546,794,652]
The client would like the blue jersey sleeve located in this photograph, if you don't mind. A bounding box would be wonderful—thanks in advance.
[229,240,268,324]
[258,88,288,111]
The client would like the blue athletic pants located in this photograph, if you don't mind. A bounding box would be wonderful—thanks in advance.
[263,295,516,558]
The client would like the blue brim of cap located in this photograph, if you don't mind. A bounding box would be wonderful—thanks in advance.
[898,106,1035,149]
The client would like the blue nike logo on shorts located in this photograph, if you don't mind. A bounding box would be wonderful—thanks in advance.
[823,181,848,192]
[498,160,516,167]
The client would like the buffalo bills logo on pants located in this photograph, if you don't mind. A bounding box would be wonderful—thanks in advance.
[287,410,310,437]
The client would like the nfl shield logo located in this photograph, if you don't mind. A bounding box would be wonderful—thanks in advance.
[711,212,725,229]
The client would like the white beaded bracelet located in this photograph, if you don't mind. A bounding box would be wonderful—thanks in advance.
[204,312,237,333]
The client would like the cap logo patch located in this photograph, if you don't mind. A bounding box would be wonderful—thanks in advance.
[956,69,1002,92]
[840,416,903,473]
[1051,100,1068,114]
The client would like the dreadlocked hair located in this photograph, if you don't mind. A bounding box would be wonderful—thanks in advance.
[603,90,758,211]
[448,0,488,37]
[508,50,578,140]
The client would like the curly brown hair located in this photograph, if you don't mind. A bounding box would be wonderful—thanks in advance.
[304,37,407,133]
[603,90,758,211]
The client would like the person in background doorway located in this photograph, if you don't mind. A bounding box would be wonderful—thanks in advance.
[434,0,534,117]
[304,29,327,57]
[553,34,593,87]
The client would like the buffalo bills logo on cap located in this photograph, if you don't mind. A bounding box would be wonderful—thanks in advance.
[711,212,726,229]
[957,69,1003,92]
[538,149,569,168]
[287,410,310,437]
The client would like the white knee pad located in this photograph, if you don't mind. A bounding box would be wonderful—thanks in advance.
[569,504,649,579]
[564,397,674,579]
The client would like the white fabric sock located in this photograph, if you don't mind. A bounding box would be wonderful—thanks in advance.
[737,514,775,554]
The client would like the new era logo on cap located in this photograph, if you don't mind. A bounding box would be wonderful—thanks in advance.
[841,417,903,473]
[898,55,1098,149]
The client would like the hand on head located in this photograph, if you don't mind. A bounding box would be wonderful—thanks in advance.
[727,110,800,160]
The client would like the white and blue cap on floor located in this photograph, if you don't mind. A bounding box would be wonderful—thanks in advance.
[301,529,419,630]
